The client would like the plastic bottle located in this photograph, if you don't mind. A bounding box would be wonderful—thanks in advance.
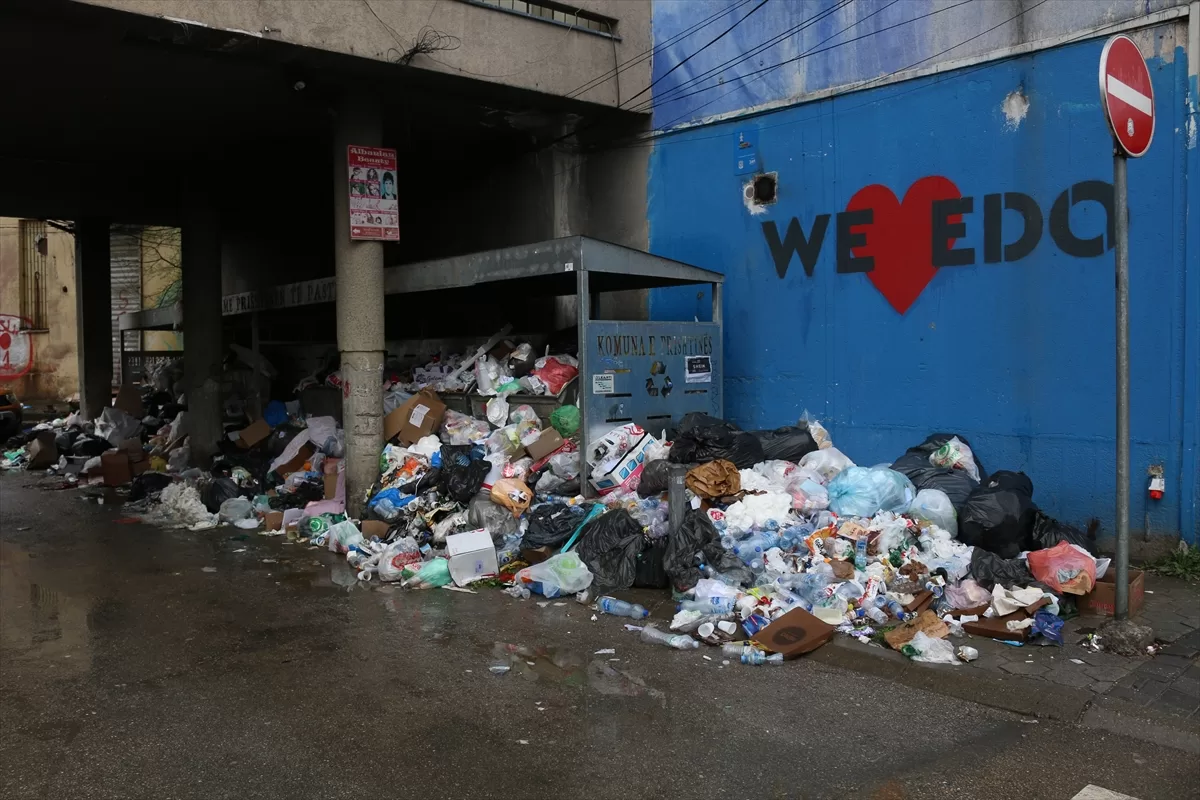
[677,596,737,614]
[875,595,913,621]
[859,605,888,625]
[721,642,750,659]
[854,537,868,569]
[640,624,700,651]
[742,649,785,666]
[699,564,740,587]
[924,579,945,598]
[733,532,781,565]
[598,596,649,619]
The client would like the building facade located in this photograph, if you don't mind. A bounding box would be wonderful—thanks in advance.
[646,0,1199,543]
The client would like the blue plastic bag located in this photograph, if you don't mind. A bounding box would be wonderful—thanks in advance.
[827,467,916,518]
[1032,609,1065,646]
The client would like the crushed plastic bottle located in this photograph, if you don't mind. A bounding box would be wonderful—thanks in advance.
[742,649,784,666]
[640,624,700,650]
[677,596,737,614]
[598,596,649,619]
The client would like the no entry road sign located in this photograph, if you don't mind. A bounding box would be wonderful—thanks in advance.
[1098,34,1155,157]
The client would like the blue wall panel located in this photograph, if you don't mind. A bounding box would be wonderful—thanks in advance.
[648,37,1193,538]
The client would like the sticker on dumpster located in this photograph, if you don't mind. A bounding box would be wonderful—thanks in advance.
[347,145,399,242]
[592,373,615,394]
[685,356,712,384]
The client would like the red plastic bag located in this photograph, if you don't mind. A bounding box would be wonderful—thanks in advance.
[1027,540,1096,595]
[531,357,578,395]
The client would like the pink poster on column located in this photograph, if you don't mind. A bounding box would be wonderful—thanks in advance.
[347,145,399,241]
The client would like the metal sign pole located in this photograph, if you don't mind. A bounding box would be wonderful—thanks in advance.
[1113,144,1131,620]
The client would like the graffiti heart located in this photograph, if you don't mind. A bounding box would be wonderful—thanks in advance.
[761,177,1115,314]
[0,315,34,380]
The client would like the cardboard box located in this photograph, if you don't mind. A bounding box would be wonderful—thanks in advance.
[263,511,284,532]
[322,457,341,475]
[236,418,271,449]
[524,428,565,461]
[100,452,132,487]
[113,384,143,417]
[751,607,837,658]
[384,389,446,445]
[1078,568,1145,617]
[360,520,391,539]
[275,442,315,477]
[445,529,499,586]
[26,433,58,470]
[323,473,338,500]
[131,458,150,476]
[589,432,658,494]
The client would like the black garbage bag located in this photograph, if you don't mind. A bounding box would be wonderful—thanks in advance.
[129,472,174,501]
[637,459,673,497]
[751,425,818,462]
[438,445,488,504]
[575,509,644,591]
[634,539,670,589]
[891,433,988,510]
[969,547,1036,587]
[1029,510,1097,554]
[201,477,240,514]
[54,429,79,454]
[399,467,442,496]
[957,471,1037,558]
[664,509,754,592]
[522,503,586,550]
[72,436,110,458]
[668,413,764,469]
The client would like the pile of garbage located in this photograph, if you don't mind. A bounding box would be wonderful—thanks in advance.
[3,334,1108,669]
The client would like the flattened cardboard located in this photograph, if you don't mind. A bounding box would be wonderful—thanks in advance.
[884,609,950,650]
[237,418,271,449]
[323,473,338,500]
[962,613,1031,642]
[524,428,565,461]
[113,384,143,417]
[384,389,446,445]
[751,607,836,659]
[903,590,935,614]
[101,452,132,487]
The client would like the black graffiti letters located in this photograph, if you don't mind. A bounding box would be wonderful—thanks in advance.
[762,180,1114,277]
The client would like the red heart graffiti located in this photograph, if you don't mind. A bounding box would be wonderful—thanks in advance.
[845,176,963,314]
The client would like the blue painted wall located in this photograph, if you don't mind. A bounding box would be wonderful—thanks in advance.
[647,30,1196,539]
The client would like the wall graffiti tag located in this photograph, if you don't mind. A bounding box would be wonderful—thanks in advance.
[762,177,1115,313]
[0,315,34,380]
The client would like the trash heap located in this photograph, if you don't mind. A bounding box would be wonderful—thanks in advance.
[4,335,1110,669]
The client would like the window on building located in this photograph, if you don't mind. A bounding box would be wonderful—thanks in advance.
[469,0,617,36]
[19,220,49,331]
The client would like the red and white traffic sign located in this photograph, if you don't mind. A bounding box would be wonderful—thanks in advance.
[1098,34,1155,158]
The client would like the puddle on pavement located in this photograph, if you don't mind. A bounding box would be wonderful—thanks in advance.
[0,542,92,672]
[489,642,666,707]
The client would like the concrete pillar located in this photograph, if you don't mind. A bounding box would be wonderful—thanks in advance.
[73,219,112,419]
[332,95,385,516]
[182,178,224,467]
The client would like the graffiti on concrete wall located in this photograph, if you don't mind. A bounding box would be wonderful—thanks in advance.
[762,177,1114,314]
[0,315,33,380]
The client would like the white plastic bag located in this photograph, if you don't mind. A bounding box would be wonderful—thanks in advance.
[798,447,854,482]
[95,406,142,445]
[326,520,364,554]
[486,395,510,427]
[909,488,958,536]
[515,552,593,598]
[724,492,793,533]
[218,496,254,522]
[905,631,958,665]
[377,536,422,582]
[929,436,980,481]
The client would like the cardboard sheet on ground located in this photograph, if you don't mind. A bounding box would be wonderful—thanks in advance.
[885,609,950,650]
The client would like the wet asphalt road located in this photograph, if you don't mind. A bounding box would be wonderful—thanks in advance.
[1,474,1195,799]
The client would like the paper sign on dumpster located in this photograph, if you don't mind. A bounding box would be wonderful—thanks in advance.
[347,145,399,242]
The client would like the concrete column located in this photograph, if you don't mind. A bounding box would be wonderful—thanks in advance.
[73,218,112,419]
[182,178,224,467]
[332,95,385,516]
